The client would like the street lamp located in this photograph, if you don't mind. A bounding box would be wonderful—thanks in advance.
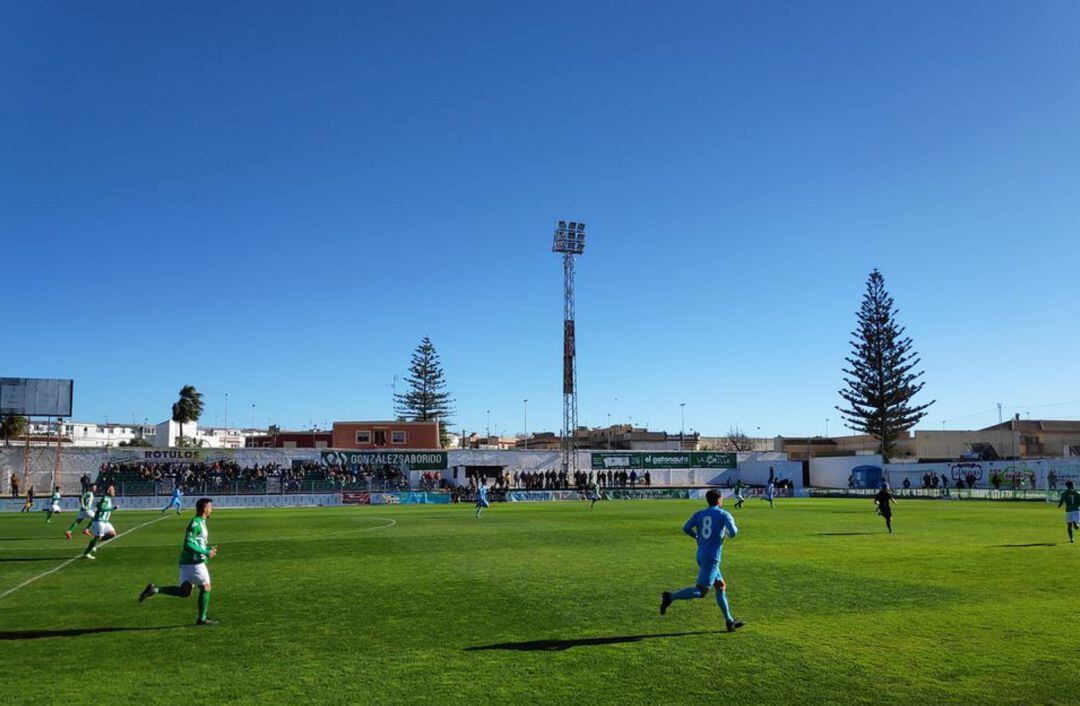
[826,418,830,438]
[486,409,491,440]
[523,399,528,450]
[679,403,686,449]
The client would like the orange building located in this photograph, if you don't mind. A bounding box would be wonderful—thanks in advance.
[331,421,440,449]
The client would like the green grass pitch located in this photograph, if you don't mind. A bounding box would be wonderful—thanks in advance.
[2,498,1079,704]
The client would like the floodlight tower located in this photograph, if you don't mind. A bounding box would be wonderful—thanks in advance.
[552,220,586,478]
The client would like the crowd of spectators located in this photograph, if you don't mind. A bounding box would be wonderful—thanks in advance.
[94,461,409,494]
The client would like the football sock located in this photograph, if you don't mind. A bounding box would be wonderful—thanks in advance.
[198,588,211,621]
[66,520,80,533]
[158,586,187,597]
[671,587,702,601]
[1069,525,1074,542]
[85,538,99,554]
[716,589,734,623]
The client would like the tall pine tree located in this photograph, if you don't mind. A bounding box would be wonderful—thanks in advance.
[836,269,934,459]
[395,337,455,446]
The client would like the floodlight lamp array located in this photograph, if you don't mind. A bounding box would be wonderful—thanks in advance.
[552,220,586,254]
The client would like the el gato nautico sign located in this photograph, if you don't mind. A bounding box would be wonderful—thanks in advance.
[591,452,736,470]
[322,450,448,471]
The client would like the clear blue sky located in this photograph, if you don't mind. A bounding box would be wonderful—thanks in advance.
[3,1,1079,437]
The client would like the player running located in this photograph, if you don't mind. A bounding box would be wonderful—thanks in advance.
[874,484,897,533]
[139,497,218,626]
[764,480,776,509]
[659,490,745,632]
[65,484,96,539]
[475,480,490,518]
[733,481,746,509]
[1057,481,1080,543]
[20,487,34,513]
[162,486,184,515]
[44,486,62,523]
[587,479,603,508]
[83,484,118,560]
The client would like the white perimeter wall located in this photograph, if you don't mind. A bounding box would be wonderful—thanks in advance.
[810,456,884,487]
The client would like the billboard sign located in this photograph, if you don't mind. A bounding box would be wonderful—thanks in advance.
[0,378,74,417]
[321,450,448,471]
[590,451,736,470]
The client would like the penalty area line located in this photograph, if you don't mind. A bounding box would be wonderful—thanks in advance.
[0,513,172,601]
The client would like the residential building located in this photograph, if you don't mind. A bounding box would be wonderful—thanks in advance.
[331,421,440,449]
[513,425,699,451]
[246,427,332,448]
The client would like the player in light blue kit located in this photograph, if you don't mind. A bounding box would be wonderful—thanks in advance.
[162,486,184,515]
[475,479,490,518]
[659,490,744,632]
[765,479,776,509]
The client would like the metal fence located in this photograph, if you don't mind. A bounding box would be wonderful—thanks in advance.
[103,478,410,497]
[809,487,1055,502]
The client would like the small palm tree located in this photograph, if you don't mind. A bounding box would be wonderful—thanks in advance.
[1,415,28,446]
[171,385,205,444]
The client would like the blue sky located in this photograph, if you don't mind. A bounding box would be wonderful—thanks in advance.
[3,1,1079,437]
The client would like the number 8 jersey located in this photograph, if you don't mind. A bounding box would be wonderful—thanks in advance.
[684,505,738,565]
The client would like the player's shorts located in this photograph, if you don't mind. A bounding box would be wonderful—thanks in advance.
[179,563,210,586]
[476,498,490,508]
[49,502,61,513]
[587,492,600,501]
[170,498,182,506]
[76,509,92,521]
[89,521,115,538]
[696,561,723,588]
[1066,511,1080,523]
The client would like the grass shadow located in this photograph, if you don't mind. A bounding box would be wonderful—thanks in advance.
[987,543,1057,548]
[0,625,189,641]
[465,630,722,652]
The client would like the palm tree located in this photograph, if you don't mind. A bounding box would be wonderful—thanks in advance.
[1,415,28,446]
[171,385,205,444]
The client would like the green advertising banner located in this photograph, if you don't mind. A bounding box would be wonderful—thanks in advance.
[590,452,736,470]
[321,450,448,471]
[642,453,691,469]
[691,452,737,468]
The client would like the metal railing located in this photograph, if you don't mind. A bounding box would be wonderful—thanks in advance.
[810,487,1054,502]
[101,479,410,497]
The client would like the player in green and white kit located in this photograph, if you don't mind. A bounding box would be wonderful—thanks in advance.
[139,498,218,625]
[1057,480,1080,544]
[44,486,62,523]
[587,480,603,508]
[83,484,118,560]
[65,484,96,539]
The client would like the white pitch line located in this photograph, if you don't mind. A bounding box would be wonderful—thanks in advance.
[0,513,171,601]
[0,516,399,552]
